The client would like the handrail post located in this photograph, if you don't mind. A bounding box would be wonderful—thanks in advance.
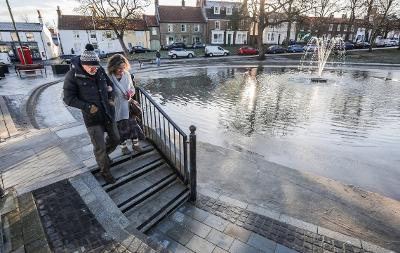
[189,125,197,202]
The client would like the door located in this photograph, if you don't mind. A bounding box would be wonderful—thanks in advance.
[278,34,281,44]
[228,34,232,45]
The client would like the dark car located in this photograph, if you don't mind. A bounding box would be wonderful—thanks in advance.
[238,46,259,55]
[343,41,354,50]
[354,41,370,49]
[129,46,153,54]
[192,42,205,49]
[266,45,286,54]
[286,44,304,53]
[167,42,186,50]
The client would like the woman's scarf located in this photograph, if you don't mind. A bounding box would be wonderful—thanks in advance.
[111,72,133,100]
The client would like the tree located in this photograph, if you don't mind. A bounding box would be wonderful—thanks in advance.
[364,0,398,51]
[75,0,150,55]
[344,0,364,41]
[312,0,343,37]
[271,0,314,45]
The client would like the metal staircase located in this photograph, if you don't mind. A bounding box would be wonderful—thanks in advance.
[93,86,197,236]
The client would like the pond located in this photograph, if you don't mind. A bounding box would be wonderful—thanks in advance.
[139,66,400,200]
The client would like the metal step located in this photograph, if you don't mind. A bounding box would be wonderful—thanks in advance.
[108,163,176,208]
[124,180,190,232]
[94,151,163,186]
[91,141,155,174]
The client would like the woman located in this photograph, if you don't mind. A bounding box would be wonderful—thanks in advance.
[107,54,143,155]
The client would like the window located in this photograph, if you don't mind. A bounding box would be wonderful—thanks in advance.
[105,31,112,39]
[227,21,231,29]
[195,37,200,43]
[271,33,274,41]
[328,24,333,31]
[168,36,174,44]
[168,24,174,32]
[152,28,157,35]
[236,32,247,44]
[194,24,200,32]
[10,32,18,41]
[211,32,224,44]
[181,24,187,32]
[351,25,355,32]
[267,33,270,41]
[25,32,34,42]
[73,30,80,39]
[214,6,220,14]
[90,31,96,39]
[337,24,341,31]
[349,34,353,40]
[344,25,348,31]
[226,7,232,15]
[215,21,220,30]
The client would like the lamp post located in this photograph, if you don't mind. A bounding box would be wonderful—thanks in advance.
[6,0,27,64]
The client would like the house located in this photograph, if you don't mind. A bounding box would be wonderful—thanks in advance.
[262,13,297,45]
[198,0,249,45]
[144,15,161,50]
[156,0,207,47]
[0,11,59,61]
[296,15,364,42]
[57,7,152,55]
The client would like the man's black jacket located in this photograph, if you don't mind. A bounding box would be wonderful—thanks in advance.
[63,57,115,127]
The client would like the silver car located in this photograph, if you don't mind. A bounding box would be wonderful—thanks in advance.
[168,48,195,59]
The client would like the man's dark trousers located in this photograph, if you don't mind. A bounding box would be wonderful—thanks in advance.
[87,122,120,173]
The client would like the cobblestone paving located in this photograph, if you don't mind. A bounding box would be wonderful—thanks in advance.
[33,180,134,253]
[195,194,373,253]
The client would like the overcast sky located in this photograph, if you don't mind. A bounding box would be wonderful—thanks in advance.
[0,0,197,27]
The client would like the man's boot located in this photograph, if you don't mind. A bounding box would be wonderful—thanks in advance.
[101,168,116,184]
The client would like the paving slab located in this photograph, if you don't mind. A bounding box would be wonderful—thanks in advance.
[204,214,229,232]
[187,235,216,253]
[170,211,213,238]
[247,232,276,253]
[224,223,252,243]
[229,239,260,253]
[205,229,234,251]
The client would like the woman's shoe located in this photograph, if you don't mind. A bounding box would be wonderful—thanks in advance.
[121,146,131,155]
[132,139,143,152]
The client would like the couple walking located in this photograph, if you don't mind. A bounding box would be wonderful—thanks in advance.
[63,44,143,184]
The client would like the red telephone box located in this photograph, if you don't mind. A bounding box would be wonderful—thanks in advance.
[17,46,33,65]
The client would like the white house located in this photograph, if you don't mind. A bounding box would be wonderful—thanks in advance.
[57,7,151,55]
[0,11,59,60]
[262,15,296,45]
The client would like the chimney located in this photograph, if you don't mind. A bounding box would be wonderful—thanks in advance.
[37,10,43,24]
[182,0,185,7]
[154,0,159,7]
[56,6,62,17]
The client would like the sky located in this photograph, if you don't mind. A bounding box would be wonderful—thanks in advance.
[0,0,197,27]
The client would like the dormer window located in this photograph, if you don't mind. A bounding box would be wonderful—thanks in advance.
[214,6,220,14]
[226,7,232,15]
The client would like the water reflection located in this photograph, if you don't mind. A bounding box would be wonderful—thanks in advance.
[141,67,400,144]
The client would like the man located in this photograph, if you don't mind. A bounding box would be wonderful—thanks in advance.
[63,44,120,184]
[155,50,161,67]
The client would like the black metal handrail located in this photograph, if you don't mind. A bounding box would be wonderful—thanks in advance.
[135,87,197,201]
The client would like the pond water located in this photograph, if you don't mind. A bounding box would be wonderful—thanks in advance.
[139,66,400,200]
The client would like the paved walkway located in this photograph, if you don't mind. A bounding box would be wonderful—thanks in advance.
[0,96,18,142]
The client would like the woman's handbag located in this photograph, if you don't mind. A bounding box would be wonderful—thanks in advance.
[129,99,142,118]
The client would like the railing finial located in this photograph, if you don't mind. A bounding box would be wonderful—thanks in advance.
[189,125,196,134]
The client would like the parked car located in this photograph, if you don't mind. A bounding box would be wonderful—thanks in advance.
[286,44,304,53]
[94,49,107,58]
[266,45,286,54]
[167,42,186,50]
[192,42,206,49]
[385,39,399,46]
[354,41,370,49]
[376,40,386,47]
[205,46,230,57]
[0,53,11,65]
[238,46,259,55]
[129,46,154,54]
[168,48,195,59]
[303,44,318,52]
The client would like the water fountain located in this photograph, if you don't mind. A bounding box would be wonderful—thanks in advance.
[301,36,346,82]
